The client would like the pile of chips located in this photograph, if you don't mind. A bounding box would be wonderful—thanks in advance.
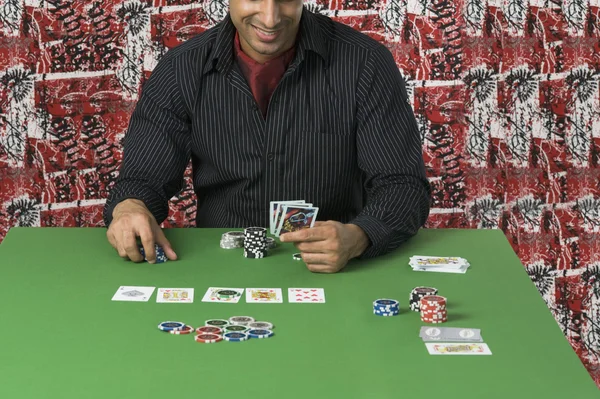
[420,295,447,324]
[158,316,275,343]
[243,227,268,259]
[138,244,167,263]
[219,229,277,254]
[373,299,400,316]
[409,286,438,312]
[220,231,245,249]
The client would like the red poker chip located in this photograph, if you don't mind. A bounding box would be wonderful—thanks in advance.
[196,326,223,334]
[194,333,223,343]
[169,325,194,335]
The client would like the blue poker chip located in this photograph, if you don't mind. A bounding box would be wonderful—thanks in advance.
[374,299,399,308]
[223,332,249,342]
[139,244,167,263]
[373,310,399,316]
[158,321,186,331]
[247,329,274,339]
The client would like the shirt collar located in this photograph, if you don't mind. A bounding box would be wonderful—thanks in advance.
[202,6,329,75]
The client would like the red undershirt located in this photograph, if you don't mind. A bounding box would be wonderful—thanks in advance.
[234,31,296,118]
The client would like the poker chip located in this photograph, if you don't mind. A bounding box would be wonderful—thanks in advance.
[139,244,168,263]
[196,326,223,334]
[223,332,249,342]
[224,325,249,333]
[247,321,274,330]
[243,227,268,259]
[373,298,400,316]
[420,295,447,323]
[409,286,438,312]
[169,325,194,334]
[229,316,255,326]
[205,319,230,328]
[158,321,186,331]
[266,237,276,250]
[217,289,240,299]
[195,333,223,343]
[292,253,302,261]
[220,231,245,249]
[247,329,274,339]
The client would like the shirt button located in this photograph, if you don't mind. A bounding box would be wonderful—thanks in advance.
[267,153,275,161]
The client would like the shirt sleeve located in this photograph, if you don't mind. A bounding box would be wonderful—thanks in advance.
[103,56,191,227]
[349,45,431,258]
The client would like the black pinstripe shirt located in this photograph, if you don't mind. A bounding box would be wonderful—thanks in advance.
[103,7,431,258]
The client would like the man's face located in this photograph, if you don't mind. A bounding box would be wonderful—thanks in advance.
[229,0,303,63]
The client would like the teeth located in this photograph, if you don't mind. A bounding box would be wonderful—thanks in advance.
[257,28,277,36]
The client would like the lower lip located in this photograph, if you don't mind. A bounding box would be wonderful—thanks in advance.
[253,26,281,42]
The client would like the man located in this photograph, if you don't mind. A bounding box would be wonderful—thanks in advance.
[103,0,431,273]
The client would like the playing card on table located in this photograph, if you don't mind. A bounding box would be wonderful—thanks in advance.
[111,286,155,302]
[410,256,470,273]
[201,287,244,303]
[246,288,283,303]
[275,205,319,237]
[270,200,305,234]
[288,288,326,303]
[420,327,483,342]
[425,342,492,355]
[156,288,194,303]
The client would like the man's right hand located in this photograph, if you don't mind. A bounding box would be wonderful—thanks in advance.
[106,199,177,263]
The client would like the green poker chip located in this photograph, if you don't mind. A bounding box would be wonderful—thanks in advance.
[205,319,229,328]
[217,289,240,299]
[224,325,249,333]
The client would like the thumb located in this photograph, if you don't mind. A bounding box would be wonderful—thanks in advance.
[155,229,178,260]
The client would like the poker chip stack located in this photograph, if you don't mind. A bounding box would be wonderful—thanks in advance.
[420,295,447,324]
[139,244,167,263]
[409,286,438,312]
[158,317,275,344]
[220,231,245,249]
[373,299,400,316]
[243,227,268,258]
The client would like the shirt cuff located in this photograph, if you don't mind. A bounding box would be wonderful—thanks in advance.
[349,214,394,259]
[103,183,169,227]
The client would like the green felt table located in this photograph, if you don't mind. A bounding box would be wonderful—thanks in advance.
[0,227,597,398]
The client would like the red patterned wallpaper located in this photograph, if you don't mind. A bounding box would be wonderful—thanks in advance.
[1,0,599,386]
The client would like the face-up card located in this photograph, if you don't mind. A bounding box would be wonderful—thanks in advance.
[410,256,468,266]
[273,202,312,236]
[270,200,305,234]
[275,205,319,237]
[420,327,483,342]
[246,288,283,303]
[111,286,156,302]
[425,342,492,355]
[156,288,194,303]
[288,288,326,303]
[201,287,244,303]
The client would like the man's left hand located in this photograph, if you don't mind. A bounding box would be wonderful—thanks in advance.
[280,221,370,273]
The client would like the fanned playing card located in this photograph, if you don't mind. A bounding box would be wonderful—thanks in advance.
[275,205,319,237]
[425,343,492,355]
[201,287,244,303]
[156,288,194,303]
[245,288,283,303]
[111,286,156,302]
[270,200,305,234]
[288,288,325,303]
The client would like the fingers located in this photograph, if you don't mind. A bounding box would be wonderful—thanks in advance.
[122,229,144,262]
[280,225,328,243]
[139,227,156,264]
[155,229,178,261]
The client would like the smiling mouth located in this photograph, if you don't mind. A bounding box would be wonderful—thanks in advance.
[253,26,280,36]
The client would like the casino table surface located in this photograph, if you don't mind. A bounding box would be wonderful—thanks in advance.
[0,227,597,398]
